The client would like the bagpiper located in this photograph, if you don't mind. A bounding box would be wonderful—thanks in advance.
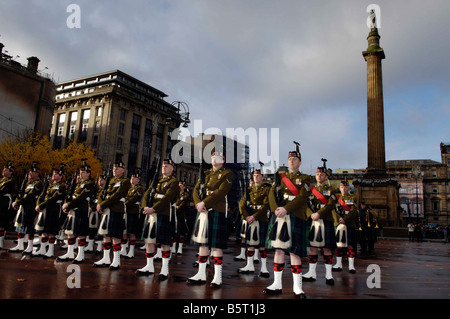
[264,146,310,299]
[237,168,270,278]
[94,160,130,270]
[187,151,233,288]
[10,162,43,254]
[302,159,337,285]
[332,179,358,273]
[0,161,16,250]
[59,160,96,263]
[137,159,179,280]
[33,165,67,258]
[122,168,144,259]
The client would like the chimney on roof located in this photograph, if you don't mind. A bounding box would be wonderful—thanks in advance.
[27,56,40,73]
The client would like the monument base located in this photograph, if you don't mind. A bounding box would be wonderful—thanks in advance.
[353,177,402,227]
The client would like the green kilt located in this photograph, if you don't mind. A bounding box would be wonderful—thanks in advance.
[192,210,227,249]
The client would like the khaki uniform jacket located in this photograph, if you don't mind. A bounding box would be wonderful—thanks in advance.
[37,181,67,210]
[269,171,311,220]
[125,184,144,215]
[97,176,130,213]
[308,184,336,222]
[142,175,179,216]
[65,178,96,212]
[239,183,270,222]
[175,191,190,218]
[333,193,358,228]
[193,167,233,214]
[15,178,43,212]
[0,177,16,210]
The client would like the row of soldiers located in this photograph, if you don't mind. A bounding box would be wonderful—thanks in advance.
[0,147,379,299]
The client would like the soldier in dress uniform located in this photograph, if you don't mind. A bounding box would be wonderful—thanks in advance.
[137,159,179,280]
[302,160,337,285]
[187,152,233,288]
[10,162,43,254]
[264,148,310,299]
[122,168,144,259]
[173,181,190,255]
[94,161,130,270]
[59,160,96,263]
[332,180,358,273]
[33,165,67,258]
[237,168,270,278]
[0,161,16,250]
[358,201,379,257]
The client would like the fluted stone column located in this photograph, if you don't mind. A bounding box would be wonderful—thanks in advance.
[363,27,386,177]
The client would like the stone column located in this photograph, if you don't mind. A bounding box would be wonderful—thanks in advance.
[363,28,386,177]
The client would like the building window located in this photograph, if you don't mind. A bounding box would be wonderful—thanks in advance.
[432,169,437,177]
[432,201,439,212]
[117,137,122,150]
[95,121,100,132]
[120,108,126,120]
[97,107,102,117]
[93,135,98,147]
[118,123,124,136]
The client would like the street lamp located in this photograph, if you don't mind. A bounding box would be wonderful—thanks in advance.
[171,101,190,128]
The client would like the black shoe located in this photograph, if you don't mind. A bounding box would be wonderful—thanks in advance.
[263,288,282,295]
[210,282,222,288]
[136,270,154,276]
[233,257,245,262]
[294,292,307,299]
[237,269,254,274]
[259,272,270,278]
[186,278,206,285]
[326,278,335,285]
[72,259,84,264]
[109,265,120,271]
[158,274,168,281]
[56,256,74,262]
[302,276,316,282]
[93,262,109,268]
[349,269,356,274]
[332,267,342,272]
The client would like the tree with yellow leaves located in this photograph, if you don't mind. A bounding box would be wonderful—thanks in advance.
[0,132,102,181]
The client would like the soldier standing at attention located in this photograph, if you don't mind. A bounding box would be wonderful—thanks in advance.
[187,152,233,288]
[174,181,190,255]
[237,168,270,278]
[10,162,43,254]
[33,165,67,258]
[137,159,179,280]
[123,168,144,259]
[59,161,95,263]
[303,161,337,285]
[264,148,310,299]
[332,180,358,273]
[94,161,130,270]
[0,161,16,250]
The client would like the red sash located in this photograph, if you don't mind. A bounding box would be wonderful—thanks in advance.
[310,187,328,206]
[280,174,299,197]
[336,195,351,211]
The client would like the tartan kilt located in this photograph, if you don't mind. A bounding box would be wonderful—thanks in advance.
[155,214,173,246]
[192,210,228,249]
[266,214,307,257]
[306,219,336,249]
[73,208,90,237]
[246,220,268,248]
[16,207,37,235]
[346,227,358,248]
[107,211,125,239]
[43,207,62,235]
[125,213,139,235]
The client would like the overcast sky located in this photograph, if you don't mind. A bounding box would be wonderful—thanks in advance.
[1,0,449,174]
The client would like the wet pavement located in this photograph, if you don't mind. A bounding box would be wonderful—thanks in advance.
[0,235,449,302]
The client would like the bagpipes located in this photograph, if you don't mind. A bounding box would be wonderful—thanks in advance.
[98,162,113,236]
[13,169,29,228]
[268,143,297,250]
[307,158,329,247]
[62,165,79,235]
[141,158,161,244]
[192,159,208,244]
[34,173,52,232]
